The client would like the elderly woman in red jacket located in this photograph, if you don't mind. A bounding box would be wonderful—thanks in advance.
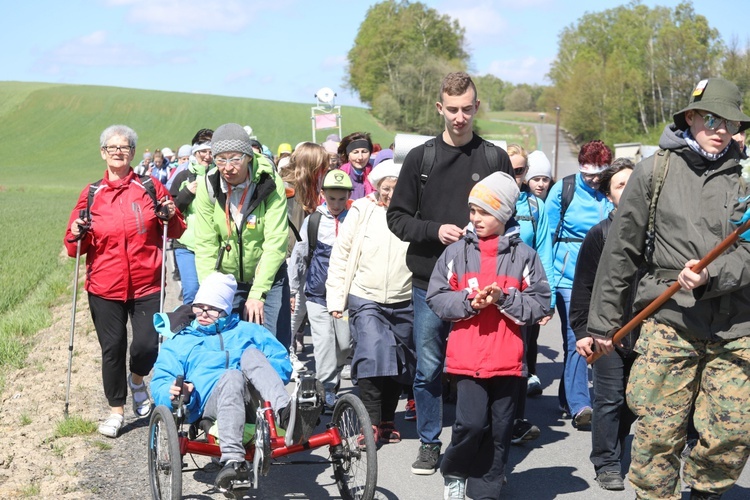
[65,124,185,438]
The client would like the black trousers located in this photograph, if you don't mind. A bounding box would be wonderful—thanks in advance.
[441,375,522,500]
[88,292,160,407]
[358,376,402,425]
[591,350,637,474]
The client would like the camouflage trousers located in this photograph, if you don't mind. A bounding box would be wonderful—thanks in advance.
[626,321,750,499]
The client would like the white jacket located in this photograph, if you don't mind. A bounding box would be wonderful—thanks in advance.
[327,198,412,312]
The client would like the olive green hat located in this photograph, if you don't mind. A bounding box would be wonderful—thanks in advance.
[674,78,750,132]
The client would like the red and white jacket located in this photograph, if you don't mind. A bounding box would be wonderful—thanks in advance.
[426,225,550,378]
[64,169,186,301]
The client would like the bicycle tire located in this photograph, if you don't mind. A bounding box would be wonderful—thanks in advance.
[148,405,182,500]
[330,393,377,500]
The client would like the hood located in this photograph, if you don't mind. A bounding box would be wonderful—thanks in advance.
[464,220,522,251]
[658,124,687,150]
[252,152,276,183]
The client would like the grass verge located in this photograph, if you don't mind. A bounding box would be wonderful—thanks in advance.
[55,415,98,438]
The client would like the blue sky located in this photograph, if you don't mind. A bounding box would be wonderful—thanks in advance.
[2,0,744,107]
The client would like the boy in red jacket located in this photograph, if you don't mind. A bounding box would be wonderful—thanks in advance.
[426,171,550,499]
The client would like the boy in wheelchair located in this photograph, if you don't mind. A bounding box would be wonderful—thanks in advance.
[151,272,323,491]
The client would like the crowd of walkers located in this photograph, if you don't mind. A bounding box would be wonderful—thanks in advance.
[65,72,750,499]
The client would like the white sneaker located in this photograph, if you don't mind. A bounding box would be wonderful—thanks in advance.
[324,390,337,411]
[443,475,466,500]
[289,349,306,381]
[340,364,352,380]
[99,413,124,438]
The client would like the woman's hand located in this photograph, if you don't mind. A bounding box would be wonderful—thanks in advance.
[331,311,343,319]
[159,197,178,220]
[70,217,89,237]
[576,337,595,357]
[245,298,265,324]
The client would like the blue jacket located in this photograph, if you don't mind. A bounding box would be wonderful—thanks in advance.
[289,204,349,306]
[151,307,292,423]
[545,173,612,290]
[515,189,556,309]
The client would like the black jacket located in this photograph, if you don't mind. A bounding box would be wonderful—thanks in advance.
[386,133,513,289]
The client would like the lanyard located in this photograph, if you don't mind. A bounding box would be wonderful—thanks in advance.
[225,183,250,241]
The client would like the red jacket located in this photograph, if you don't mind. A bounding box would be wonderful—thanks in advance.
[64,169,186,301]
[426,228,550,378]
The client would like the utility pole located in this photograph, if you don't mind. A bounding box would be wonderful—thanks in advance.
[554,106,561,180]
[538,112,546,150]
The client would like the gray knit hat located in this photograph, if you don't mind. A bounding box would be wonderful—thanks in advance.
[212,123,254,157]
[468,172,519,224]
[674,78,750,132]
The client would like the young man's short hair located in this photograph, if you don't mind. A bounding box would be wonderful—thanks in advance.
[439,72,477,102]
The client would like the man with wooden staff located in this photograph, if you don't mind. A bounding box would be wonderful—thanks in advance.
[587,78,750,500]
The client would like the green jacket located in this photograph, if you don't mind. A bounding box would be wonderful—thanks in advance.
[193,153,288,301]
[589,125,750,340]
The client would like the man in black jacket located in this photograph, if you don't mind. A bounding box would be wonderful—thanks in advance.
[387,72,513,478]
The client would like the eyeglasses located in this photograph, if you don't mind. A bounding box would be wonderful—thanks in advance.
[191,304,224,319]
[103,145,133,154]
[697,112,741,135]
[214,154,246,167]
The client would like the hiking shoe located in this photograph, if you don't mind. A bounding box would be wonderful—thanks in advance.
[324,390,337,413]
[443,475,466,499]
[340,364,352,380]
[404,399,417,421]
[527,374,542,397]
[98,413,124,438]
[511,418,541,444]
[596,470,625,491]
[215,460,251,492]
[411,443,440,475]
[128,374,152,418]
[574,407,593,428]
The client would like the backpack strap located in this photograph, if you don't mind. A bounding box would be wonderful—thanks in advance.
[86,180,103,220]
[483,141,498,172]
[86,175,161,219]
[527,195,539,248]
[416,139,437,218]
[306,211,322,264]
[553,174,580,244]
[644,149,670,264]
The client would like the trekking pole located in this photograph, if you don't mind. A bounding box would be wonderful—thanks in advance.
[587,215,750,364]
[159,220,168,314]
[64,210,88,417]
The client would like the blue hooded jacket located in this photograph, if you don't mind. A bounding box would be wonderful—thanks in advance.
[151,307,292,423]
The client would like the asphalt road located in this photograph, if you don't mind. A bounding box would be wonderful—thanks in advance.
[154,128,750,499]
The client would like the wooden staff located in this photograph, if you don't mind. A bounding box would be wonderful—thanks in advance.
[587,216,750,364]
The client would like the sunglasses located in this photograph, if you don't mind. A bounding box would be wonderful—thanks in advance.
[696,112,741,135]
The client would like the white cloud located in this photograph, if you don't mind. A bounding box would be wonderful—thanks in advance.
[33,30,153,73]
[224,67,254,84]
[442,2,507,39]
[321,55,346,70]
[103,0,285,35]
[486,56,553,85]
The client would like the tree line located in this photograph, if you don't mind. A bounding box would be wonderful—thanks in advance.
[346,0,749,145]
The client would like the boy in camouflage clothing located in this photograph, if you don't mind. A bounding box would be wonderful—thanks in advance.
[588,78,750,499]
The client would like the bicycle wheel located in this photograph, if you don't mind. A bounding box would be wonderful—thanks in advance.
[148,405,182,500]
[330,393,377,500]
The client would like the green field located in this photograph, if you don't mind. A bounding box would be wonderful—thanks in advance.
[0,81,531,377]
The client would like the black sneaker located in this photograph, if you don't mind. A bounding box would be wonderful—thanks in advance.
[411,443,440,475]
[595,470,624,491]
[215,460,250,492]
[511,419,541,444]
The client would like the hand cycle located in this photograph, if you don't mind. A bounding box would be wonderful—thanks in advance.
[147,373,377,499]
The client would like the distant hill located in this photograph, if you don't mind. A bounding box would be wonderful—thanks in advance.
[0,81,395,188]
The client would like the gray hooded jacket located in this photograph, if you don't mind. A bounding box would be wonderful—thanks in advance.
[588,124,750,340]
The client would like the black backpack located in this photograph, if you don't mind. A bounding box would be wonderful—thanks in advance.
[416,138,500,217]
[305,211,323,264]
[552,174,578,244]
